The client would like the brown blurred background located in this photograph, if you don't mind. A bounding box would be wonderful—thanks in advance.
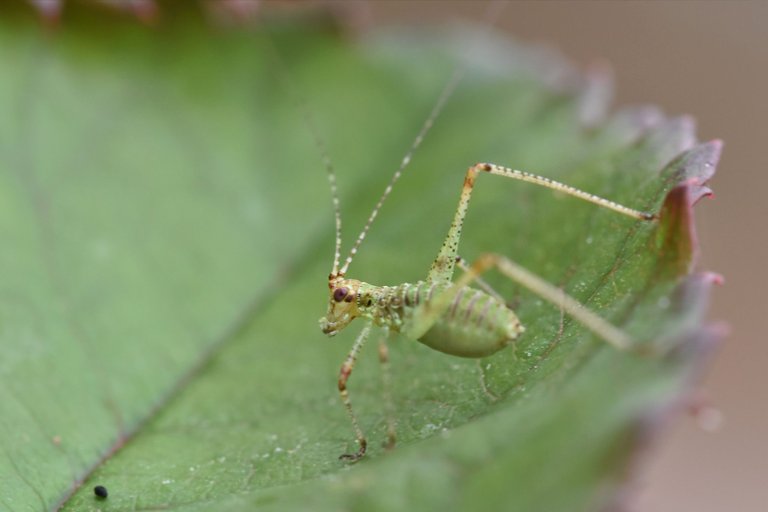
[316,1,765,511]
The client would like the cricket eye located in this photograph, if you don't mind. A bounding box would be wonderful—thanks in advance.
[333,287,348,302]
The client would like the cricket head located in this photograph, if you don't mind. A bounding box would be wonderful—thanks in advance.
[319,275,363,336]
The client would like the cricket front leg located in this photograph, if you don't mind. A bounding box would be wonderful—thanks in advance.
[338,321,373,462]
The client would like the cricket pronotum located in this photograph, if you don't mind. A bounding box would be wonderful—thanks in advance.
[281,14,658,464]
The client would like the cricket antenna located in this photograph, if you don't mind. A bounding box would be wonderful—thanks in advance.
[300,102,344,277]
[339,0,508,276]
[262,32,344,277]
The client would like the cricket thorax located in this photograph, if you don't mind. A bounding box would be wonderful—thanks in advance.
[319,277,421,336]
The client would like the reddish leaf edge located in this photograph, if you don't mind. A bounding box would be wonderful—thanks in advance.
[607,132,724,511]
[658,139,721,274]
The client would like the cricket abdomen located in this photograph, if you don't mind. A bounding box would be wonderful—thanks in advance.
[397,282,524,358]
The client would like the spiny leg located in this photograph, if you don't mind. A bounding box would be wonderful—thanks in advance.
[455,253,635,351]
[427,163,656,285]
[338,321,373,462]
[377,330,397,450]
[479,163,658,221]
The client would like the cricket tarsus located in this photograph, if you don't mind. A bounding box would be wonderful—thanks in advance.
[339,440,366,462]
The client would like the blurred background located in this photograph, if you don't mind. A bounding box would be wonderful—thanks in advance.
[349,2,765,511]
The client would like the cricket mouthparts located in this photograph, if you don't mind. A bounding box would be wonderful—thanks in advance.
[319,317,337,336]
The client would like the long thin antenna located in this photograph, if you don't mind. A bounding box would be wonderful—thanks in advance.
[263,35,344,276]
[299,101,344,275]
[339,0,509,276]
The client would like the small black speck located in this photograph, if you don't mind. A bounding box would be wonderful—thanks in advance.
[94,485,108,499]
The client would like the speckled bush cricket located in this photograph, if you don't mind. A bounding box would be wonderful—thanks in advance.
[319,160,655,461]
[272,12,658,464]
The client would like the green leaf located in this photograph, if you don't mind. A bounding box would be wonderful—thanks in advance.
[0,5,720,511]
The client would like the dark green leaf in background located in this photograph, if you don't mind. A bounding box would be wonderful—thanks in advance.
[0,3,720,511]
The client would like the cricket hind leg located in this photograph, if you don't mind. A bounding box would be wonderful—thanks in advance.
[456,253,637,352]
[426,163,657,286]
[338,321,373,462]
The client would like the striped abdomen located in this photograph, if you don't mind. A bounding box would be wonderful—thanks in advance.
[391,281,524,358]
